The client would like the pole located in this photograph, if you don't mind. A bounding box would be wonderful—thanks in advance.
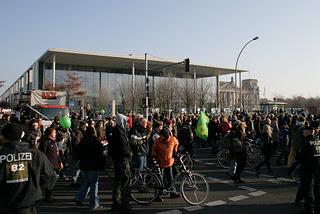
[145,53,149,118]
[235,36,259,109]
[132,62,135,114]
[194,69,197,114]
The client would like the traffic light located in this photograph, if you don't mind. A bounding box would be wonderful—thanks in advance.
[184,58,190,72]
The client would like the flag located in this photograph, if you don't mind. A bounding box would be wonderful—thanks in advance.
[196,112,210,140]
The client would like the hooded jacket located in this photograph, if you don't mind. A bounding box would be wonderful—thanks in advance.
[109,114,132,161]
[152,135,179,168]
[0,141,54,212]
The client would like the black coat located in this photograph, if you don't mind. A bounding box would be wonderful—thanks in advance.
[300,135,320,170]
[78,136,106,171]
[0,141,54,212]
[129,126,149,156]
[109,126,132,161]
[38,137,61,170]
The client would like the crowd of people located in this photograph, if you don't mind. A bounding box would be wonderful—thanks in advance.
[207,110,320,214]
[1,109,320,214]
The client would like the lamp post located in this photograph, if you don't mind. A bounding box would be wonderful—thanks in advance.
[235,36,259,109]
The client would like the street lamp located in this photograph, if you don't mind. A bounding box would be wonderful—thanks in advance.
[234,36,259,109]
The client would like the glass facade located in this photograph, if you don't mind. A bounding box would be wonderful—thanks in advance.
[42,66,149,112]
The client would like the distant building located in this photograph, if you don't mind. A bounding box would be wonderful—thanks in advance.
[219,78,260,111]
[0,48,241,114]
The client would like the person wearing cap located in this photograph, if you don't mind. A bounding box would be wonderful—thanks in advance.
[109,113,134,214]
[0,123,55,214]
[299,120,320,214]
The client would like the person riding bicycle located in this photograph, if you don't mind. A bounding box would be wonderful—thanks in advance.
[152,126,180,199]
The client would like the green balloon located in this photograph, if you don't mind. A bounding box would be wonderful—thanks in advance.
[60,115,71,129]
[101,109,105,114]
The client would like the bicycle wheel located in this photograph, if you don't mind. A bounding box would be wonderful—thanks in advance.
[217,149,231,169]
[130,171,161,205]
[181,173,209,205]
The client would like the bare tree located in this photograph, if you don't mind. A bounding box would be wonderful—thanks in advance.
[155,78,170,112]
[97,90,112,110]
[197,78,211,109]
[291,96,307,108]
[118,79,131,113]
[0,80,4,88]
[178,78,195,113]
[153,72,179,113]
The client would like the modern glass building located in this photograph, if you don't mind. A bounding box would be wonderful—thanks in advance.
[0,49,245,113]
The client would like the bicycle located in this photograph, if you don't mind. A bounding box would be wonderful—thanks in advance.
[217,138,261,169]
[131,153,209,206]
[130,168,161,205]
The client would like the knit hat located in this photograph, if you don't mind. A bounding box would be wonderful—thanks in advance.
[161,127,171,140]
[164,118,172,127]
[1,122,23,141]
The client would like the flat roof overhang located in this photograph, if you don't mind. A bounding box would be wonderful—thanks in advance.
[36,48,247,78]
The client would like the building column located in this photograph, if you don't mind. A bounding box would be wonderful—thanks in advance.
[216,75,220,109]
[52,55,56,88]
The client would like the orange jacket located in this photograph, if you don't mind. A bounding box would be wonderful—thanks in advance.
[152,136,179,168]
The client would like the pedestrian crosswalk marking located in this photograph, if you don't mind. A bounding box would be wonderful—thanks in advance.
[248,191,267,197]
[207,177,223,182]
[238,186,257,191]
[266,178,279,183]
[260,174,274,178]
[205,200,227,206]
[204,162,215,165]
[277,177,295,182]
[228,195,249,201]
[157,210,182,214]
[183,205,204,211]
[221,180,232,184]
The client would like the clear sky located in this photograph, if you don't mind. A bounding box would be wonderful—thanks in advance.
[1,0,320,98]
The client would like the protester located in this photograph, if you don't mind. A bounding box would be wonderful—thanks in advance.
[23,119,42,149]
[75,126,105,210]
[130,117,148,172]
[38,127,62,202]
[109,113,134,214]
[152,126,180,199]
[255,118,274,175]
[0,123,55,214]
[177,119,194,158]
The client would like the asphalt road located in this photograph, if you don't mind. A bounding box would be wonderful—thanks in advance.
[38,146,301,214]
